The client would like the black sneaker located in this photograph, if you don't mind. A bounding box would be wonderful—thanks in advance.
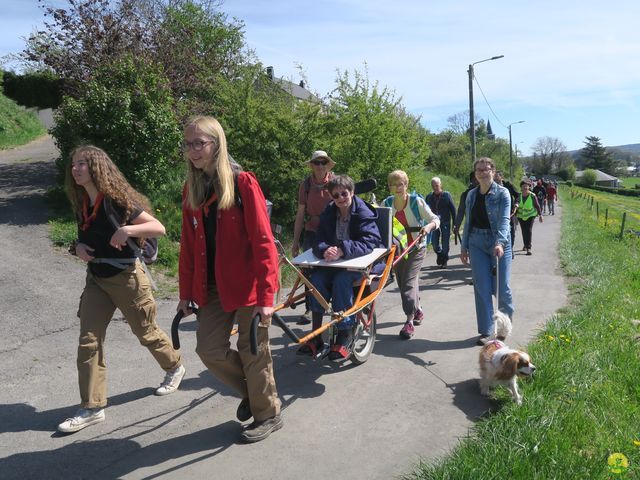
[240,414,283,443]
[476,335,490,346]
[236,398,252,422]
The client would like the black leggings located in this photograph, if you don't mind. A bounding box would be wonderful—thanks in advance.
[518,217,535,249]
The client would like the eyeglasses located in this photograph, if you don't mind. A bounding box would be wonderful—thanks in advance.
[475,167,493,173]
[388,183,406,188]
[331,190,351,200]
[182,140,215,152]
[311,160,329,166]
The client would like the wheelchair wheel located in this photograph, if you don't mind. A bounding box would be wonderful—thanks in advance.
[350,304,377,365]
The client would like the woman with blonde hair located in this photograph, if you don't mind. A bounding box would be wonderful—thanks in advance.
[383,170,439,339]
[58,146,184,434]
[177,116,282,443]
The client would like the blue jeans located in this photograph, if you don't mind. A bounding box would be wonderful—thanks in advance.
[432,222,451,264]
[309,268,363,330]
[468,228,514,335]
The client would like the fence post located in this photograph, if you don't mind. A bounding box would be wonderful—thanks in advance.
[619,212,627,240]
[605,208,608,227]
[596,202,599,219]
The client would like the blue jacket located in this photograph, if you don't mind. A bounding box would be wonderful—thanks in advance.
[313,196,383,259]
[425,190,457,225]
[461,182,511,250]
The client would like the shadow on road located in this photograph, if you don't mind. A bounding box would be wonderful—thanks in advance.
[0,160,56,226]
[1,420,238,480]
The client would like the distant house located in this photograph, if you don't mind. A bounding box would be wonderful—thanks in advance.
[266,66,319,103]
[575,169,620,187]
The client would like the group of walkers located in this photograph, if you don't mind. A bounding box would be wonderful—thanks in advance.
[57,114,555,443]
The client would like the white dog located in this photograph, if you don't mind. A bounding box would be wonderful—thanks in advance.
[478,320,536,405]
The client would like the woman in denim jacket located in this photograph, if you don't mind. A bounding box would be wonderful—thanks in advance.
[460,157,514,345]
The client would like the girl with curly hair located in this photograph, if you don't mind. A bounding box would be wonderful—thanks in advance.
[57,145,184,434]
[177,116,282,443]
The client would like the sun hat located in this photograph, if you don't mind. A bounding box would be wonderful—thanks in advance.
[307,150,335,169]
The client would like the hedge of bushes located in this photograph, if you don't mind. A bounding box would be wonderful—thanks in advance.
[1,70,62,109]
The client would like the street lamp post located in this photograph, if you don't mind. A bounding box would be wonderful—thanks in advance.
[468,55,504,164]
[508,120,525,181]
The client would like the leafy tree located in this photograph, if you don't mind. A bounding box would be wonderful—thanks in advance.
[530,136,572,176]
[446,111,470,136]
[22,0,250,108]
[580,169,597,186]
[151,0,251,115]
[556,163,576,181]
[321,69,431,198]
[428,130,470,179]
[23,0,150,95]
[212,64,323,224]
[52,55,182,192]
[580,136,614,173]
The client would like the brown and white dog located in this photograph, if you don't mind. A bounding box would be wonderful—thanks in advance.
[478,339,536,405]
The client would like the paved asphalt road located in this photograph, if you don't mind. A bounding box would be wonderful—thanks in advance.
[0,136,567,480]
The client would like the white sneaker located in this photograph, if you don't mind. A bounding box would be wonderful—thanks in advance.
[58,408,105,433]
[155,364,186,396]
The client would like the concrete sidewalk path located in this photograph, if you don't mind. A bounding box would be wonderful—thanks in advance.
[0,139,567,480]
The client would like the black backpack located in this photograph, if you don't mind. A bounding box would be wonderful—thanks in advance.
[103,198,158,265]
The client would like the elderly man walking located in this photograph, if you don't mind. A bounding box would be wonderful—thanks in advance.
[426,177,456,268]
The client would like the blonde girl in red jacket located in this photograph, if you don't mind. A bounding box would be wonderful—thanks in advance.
[177,116,282,443]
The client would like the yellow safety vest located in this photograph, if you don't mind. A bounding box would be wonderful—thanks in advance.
[517,194,537,220]
[392,216,409,259]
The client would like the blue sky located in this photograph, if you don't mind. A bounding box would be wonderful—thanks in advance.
[2,0,639,152]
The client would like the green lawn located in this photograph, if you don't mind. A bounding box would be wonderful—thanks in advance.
[0,92,46,149]
[619,176,640,189]
[570,185,640,234]
[407,186,640,479]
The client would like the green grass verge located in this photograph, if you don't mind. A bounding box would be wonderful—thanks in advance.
[619,177,640,189]
[0,92,46,149]
[407,187,640,479]
[570,186,640,234]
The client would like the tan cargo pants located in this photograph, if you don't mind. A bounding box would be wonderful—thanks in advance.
[195,286,281,422]
[77,263,181,408]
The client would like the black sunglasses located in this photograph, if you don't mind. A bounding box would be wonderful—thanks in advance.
[311,160,329,166]
[331,190,350,200]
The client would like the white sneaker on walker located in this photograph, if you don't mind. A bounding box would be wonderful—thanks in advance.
[58,408,105,433]
[155,364,186,396]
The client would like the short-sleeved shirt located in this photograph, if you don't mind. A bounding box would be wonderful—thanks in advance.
[78,199,142,277]
[298,175,334,232]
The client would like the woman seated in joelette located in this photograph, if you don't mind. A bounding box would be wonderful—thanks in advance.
[303,175,382,361]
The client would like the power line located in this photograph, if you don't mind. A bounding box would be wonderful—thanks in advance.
[473,73,507,129]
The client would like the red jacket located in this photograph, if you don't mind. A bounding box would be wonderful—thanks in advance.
[178,172,279,312]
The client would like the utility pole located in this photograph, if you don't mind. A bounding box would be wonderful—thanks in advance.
[468,55,504,165]
[508,120,525,181]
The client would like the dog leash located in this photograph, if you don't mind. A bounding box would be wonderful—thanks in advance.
[494,254,500,315]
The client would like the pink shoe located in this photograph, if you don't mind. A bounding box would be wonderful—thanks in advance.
[399,321,415,339]
[413,308,424,326]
